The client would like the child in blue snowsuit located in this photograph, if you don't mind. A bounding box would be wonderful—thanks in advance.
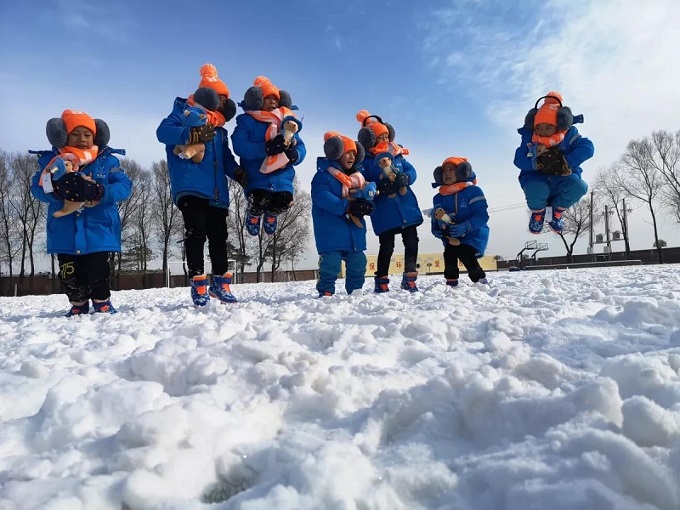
[232,76,306,237]
[30,109,132,316]
[513,91,594,234]
[431,157,490,286]
[311,132,374,297]
[157,64,241,306]
[356,110,423,293]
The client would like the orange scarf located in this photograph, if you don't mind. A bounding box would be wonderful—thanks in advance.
[439,180,475,196]
[368,140,409,157]
[59,145,99,166]
[186,95,226,128]
[532,130,566,148]
[246,107,297,174]
[326,165,365,198]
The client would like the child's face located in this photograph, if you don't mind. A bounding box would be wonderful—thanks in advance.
[67,127,95,149]
[442,163,458,185]
[535,123,558,137]
[375,132,389,144]
[262,94,279,112]
[339,151,356,170]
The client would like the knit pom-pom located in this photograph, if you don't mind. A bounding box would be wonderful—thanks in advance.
[544,91,563,104]
[324,131,340,141]
[200,64,219,79]
[356,109,370,123]
[254,75,272,88]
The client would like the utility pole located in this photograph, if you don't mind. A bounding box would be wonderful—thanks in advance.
[589,191,594,261]
[604,204,612,260]
[622,198,631,259]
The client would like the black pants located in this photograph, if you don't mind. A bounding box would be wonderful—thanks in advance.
[444,243,486,282]
[58,252,111,302]
[248,190,293,216]
[178,195,229,277]
[376,225,419,276]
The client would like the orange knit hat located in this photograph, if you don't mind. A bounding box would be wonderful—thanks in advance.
[198,64,230,97]
[324,131,357,155]
[356,110,389,138]
[442,156,468,168]
[254,76,280,100]
[534,91,563,127]
[61,109,96,135]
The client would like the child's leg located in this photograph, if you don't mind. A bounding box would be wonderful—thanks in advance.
[522,176,550,211]
[205,205,229,275]
[443,244,461,281]
[247,189,273,216]
[344,251,367,294]
[551,175,588,209]
[87,252,113,301]
[57,253,90,304]
[178,195,210,277]
[400,225,419,273]
[316,252,342,296]
[457,244,486,283]
[376,229,398,277]
[268,191,294,214]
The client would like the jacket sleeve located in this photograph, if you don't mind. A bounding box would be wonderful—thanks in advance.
[157,109,190,146]
[513,126,536,172]
[465,187,490,231]
[231,116,268,160]
[312,174,349,216]
[563,128,595,170]
[100,159,132,204]
[401,157,417,185]
[290,136,306,166]
[30,169,62,205]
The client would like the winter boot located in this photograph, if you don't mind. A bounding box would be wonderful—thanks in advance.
[374,276,389,293]
[263,212,278,235]
[65,302,89,317]
[209,272,238,303]
[191,274,211,306]
[528,209,546,234]
[93,300,117,314]
[245,211,262,236]
[548,207,565,233]
[446,279,459,288]
[318,291,333,298]
[401,272,419,292]
[476,278,489,285]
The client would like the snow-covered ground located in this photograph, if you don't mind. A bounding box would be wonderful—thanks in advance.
[1,265,680,510]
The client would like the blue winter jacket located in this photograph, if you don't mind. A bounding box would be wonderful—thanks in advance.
[231,113,306,196]
[431,178,490,257]
[30,147,132,255]
[360,153,423,235]
[311,158,368,254]
[156,97,239,208]
[513,126,594,186]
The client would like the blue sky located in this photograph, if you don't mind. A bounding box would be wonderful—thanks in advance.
[1,0,679,265]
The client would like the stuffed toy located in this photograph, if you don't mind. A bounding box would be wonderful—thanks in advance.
[173,106,209,163]
[376,153,407,197]
[42,154,103,217]
[347,182,377,228]
[434,207,461,246]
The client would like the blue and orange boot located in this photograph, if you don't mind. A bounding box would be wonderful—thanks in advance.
[400,272,419,292]
[529,209,546,234]
[245,211,262,236]
[93,300,117,314]
[263,212,278,235]
[209,272,238,303]
[65,302,89,317]
[548,207,566,233]
[191,274,211,307]
[374,276,389,293]
[446,279,459,288]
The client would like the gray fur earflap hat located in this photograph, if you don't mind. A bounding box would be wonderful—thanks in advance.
[323,132,365,165]
[240,75,293,111]
[356,110,395,149]
[46,109,110,149]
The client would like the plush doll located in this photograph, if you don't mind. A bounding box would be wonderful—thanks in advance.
[43,154,102,217]
[434,207,461,246]
[173,106,209,163]
[347,182,377,228]
[281,116,301,147]
[376,153,407,197]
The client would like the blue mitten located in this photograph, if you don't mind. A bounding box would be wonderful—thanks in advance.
[448,221,471,238]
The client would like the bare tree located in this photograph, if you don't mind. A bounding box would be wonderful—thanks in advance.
[268,185,311,280]
[0,152,21,283]
[150,160,182,275]
[594,164,632,258]
[614,137,665,263]
[226,179,253,276]
[117,158,145,272]
[556,197,596,262]
[649,130,680,223]
[126,169,153,271]
[10,154,44,284]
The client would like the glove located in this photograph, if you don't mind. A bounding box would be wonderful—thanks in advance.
[265,134,287,156]
[377,178,400,196]
[348,199,375,217]
[536,147,571,175]
[187,124,215,144]
[233,166,247,187]
[284,146,298,164]
[448,221,471,238]
[394,172,409,188]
